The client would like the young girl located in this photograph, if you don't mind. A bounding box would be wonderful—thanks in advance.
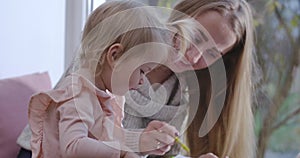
[28,1,181,158]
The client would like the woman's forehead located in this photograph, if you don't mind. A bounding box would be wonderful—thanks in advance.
[196,10,237,54]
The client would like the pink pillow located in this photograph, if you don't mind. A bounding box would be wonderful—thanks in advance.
[0,72,51,158]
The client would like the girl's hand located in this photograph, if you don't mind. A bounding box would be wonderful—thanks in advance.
[139,120,179,155]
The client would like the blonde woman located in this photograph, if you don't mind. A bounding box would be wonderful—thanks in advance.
[124,0,257,158]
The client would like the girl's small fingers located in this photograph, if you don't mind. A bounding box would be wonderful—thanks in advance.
[157,122,179,138]
[146,120,165,131]
[155,132,174,145]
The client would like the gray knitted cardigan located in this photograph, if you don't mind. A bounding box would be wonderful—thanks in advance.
[123,74,189,157]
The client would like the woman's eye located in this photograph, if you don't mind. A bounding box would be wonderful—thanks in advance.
[140,69,145,74]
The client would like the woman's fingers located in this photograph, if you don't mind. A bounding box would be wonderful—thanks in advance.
[198,153,230,158]
[158,144,171,153]
[198,153,219,158]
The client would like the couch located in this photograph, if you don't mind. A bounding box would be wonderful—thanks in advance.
[0,72,52,158]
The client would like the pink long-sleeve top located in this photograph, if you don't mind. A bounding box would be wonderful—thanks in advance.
[28,73,141,158]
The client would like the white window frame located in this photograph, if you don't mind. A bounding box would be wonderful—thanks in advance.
[64,0,91,70]
[64,0,153,70]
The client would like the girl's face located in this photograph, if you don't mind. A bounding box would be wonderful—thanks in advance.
[98,43,162,95]
[110,62,157,95]
[128,63,157,90]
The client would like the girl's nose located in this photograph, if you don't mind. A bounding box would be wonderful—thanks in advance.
[139,75,144,85]
[139,78,144,85]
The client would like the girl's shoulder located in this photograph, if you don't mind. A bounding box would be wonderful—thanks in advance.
[38,74,84,103]
[29,73,95,107]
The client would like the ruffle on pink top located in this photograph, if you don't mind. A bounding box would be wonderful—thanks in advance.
[28,73,134,158]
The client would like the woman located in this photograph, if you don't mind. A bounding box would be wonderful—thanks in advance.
[124,0,257,158]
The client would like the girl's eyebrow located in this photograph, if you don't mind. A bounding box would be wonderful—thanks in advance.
[193,30,208,45]
[212,46,224,56]
[207,47,223,55]
[206,48,219,58]
[219,50,224,55]
[199,30,209,42]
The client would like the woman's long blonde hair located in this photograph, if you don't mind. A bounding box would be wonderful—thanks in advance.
[171,0,257,158]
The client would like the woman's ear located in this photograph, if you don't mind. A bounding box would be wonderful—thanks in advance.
[106,43,123,69]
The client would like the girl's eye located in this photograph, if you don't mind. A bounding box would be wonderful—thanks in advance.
[194,34,203,44]
[140,69,145,74]
[206,47,221,58]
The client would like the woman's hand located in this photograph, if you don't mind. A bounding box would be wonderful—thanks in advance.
[121,151,141,158]
[198,153,229,158]
[139,120,179,155]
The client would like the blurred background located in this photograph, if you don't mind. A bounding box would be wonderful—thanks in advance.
[0,0,299,157]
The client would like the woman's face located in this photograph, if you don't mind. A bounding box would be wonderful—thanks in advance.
[188,10,237,69]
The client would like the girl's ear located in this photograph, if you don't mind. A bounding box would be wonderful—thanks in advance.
[173,33,181,50]
[106,43,123,68]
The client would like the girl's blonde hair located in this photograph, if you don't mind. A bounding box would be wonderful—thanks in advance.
[61,0,169,84]
[170,0,257,158]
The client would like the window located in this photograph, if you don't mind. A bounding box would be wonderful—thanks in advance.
[92,0,106,10]
[90,0,179,11]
